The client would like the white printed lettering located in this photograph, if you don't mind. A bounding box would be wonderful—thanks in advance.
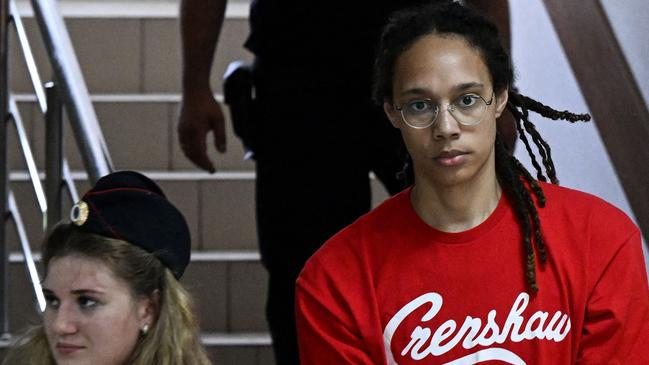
[383,292,571,364]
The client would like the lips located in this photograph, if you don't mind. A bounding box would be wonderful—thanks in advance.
[56,342,85,355]
[434,150,469,167]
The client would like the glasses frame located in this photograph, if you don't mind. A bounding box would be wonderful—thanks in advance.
[395,92,495,129]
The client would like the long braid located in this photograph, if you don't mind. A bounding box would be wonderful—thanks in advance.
[508,91,592,184]
[495,134,539,291]
[513,158,546,207]
[501,90,590,292]
[523,116,557,183]
[518,93,591,183]
[508,92,556,183]
[519,94,591,122]
[513,158,547,261]
[507,101,546,181]
[519,103,558,183]
[517,169,547,262]
[511,154,548,261]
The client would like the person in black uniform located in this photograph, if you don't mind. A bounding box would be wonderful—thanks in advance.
[177,1,513,363]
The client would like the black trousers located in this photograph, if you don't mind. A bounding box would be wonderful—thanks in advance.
[249,65,405,365]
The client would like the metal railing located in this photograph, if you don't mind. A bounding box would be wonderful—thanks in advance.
[1,0,114,336]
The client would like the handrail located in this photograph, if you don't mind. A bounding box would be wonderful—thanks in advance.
[44,83,80,226]
[1,0,10,337]
[10,0,112,189]
[45,82,62,227]
[62,160,79,203]
[9,96,47,227]
[9,0,45,113]
[29,0,113,184]
[7,191,45,312]
[0,0,116,335]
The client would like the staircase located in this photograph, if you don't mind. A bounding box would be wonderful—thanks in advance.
[2,1,389,363]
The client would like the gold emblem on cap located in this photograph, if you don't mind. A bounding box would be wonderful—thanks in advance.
[71,201,89,226]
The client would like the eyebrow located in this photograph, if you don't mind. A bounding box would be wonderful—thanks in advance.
[453,82,484,93]
[42,288,106,295]
[71,289,105,295]
[400,82,485,97]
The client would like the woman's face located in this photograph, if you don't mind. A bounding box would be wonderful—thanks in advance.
[384,34,508,188]
[42,256,154,365]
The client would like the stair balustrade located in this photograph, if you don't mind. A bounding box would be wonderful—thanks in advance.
[0,0,113,338]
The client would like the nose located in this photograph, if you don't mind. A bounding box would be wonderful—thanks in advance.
[49,306,79,335]
[433,105,461,140]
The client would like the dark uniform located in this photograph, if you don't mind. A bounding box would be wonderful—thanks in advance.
[242,1,422,363]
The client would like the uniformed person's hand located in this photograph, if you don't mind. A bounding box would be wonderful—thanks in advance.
[178,90,226,173]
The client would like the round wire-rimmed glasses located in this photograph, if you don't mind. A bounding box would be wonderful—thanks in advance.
[394,92,495,129]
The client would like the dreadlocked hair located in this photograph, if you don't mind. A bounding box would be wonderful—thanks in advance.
[373,0,591,293]
[500,90,590,291]
[507,91,591,184]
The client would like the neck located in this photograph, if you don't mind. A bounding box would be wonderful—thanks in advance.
[411,163,502,233]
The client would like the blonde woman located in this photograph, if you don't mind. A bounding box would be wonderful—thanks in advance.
[4,171,211,365]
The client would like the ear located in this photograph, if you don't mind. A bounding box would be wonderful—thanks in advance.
[494,88,509,119]
[383,101,401,129]
[137,290,160,329]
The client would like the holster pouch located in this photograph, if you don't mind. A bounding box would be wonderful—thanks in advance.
[223,61,255,160]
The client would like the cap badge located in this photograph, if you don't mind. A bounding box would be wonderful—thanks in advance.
[71,201,89,226]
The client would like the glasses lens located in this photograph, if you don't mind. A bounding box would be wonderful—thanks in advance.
[402,100,437,128]
[450,94,487,125]
[451,95,488,126]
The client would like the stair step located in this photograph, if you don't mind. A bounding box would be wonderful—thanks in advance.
[15,1,250,19]
[10,4,252,94]
[8,170,256,182]
[202,332,271,347]
[10,96,254,172]
[9,250,262,263]
[13,92,211,103]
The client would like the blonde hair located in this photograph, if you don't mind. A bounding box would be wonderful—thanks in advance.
[131,270,210,364]
[3,224,211,365]
[1,326,54,364]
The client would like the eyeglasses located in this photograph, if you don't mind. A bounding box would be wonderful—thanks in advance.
[394,92,495,129]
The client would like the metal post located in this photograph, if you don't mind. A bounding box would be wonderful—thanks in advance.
[0,0,11,336]
[45,82,63,231]
[30,0,112,183]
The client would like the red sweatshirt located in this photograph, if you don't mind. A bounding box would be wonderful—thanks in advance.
[296,183,649,364]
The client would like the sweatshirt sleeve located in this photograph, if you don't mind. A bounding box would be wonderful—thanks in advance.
[576,230,649,364]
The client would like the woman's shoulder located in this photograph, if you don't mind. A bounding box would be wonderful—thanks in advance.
[541,182,630,214]
[538,182,639,239]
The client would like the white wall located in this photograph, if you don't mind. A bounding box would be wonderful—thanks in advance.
[509,0,649,274]
[601,0,649,106]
